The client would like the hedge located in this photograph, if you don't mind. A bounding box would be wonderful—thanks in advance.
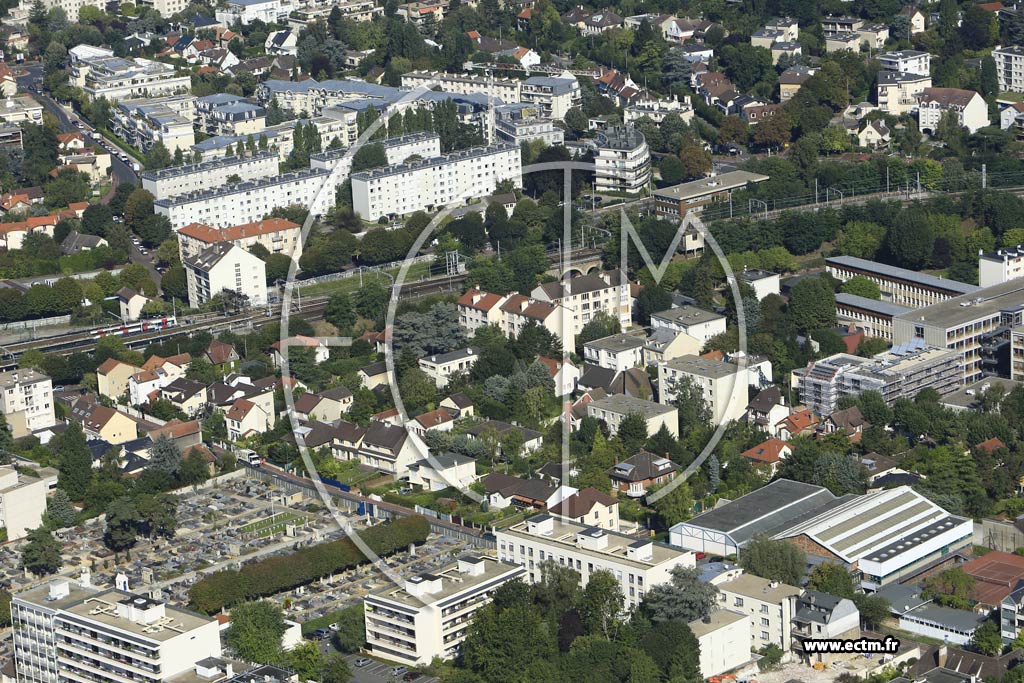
[189,516,430,613]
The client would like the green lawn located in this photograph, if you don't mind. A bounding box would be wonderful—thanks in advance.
[238,511,307,537]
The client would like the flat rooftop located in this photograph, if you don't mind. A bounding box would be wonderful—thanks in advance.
[585,332,646,353]
[826,256,980,295]
[652,304,724,326]
[367,555,524,608]
[662,354,743,380]
[588,394,676,418]
[836,292,912,317]
[653,171,769,202]
[895,278,1024,330]
[940,377,1024,410]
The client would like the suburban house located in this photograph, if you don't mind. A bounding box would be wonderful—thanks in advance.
[96,359,142,399]
[69,397,138,445]
[406,453,477,491]
[225,398,273,439]
[418,348,480,389]
[549,487,620,531]
[607,450,680,497]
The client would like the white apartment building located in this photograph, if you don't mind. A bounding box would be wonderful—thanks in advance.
[583,333,645,372]
[530,270,631,334]
[0,95,43,125]
[690,610,752,677]
[980,245,1024,287]
[216,0,286,25]
[586,394,679,438]
[136,0,189,17]
[835,293,911,341]
[112,96,196,154]
[658,355,748,425]
[826,256,980,308]
[0,466,48,540]
[879,50,932,76]
[876,71,932,115]
[994,45,1024,93]
[594,125,651,194]
[363,556,525,666]
[309,132,441,180]
[916,87,990,134]
[650,305,727,345]
[520,74,582,120]
[12,578,222,683]
[0,368,54,437]
[495,116,565,147]
[497,514,695,610]
[184,242,267,309]
[418,348,480,389]
[178,217,303,262]
[194,93,267,137]
[401,70,521,103]
[623,96,694,126]
[141,151,279,200]
[717,574,800,652]
[155,168,335,230]
[68,45,192,101]
[456,289,509,333]
[351,144,522,221]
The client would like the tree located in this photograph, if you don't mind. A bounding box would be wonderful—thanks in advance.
[617,413,648,454]
[22,526,63,576]
[353,280,389,319]
[57,422,93,501]
[740,535,806,585]
[148,434,181,476]
[45,488,77,529]
[658,155,684,186]
[653,479,693,527]
[124,188,155,234]
[578,570,623,638]
[575,311,620,356]
[788,278,836,332]
[635,287,672,323]
[806,563,856,599]
[679,143,711,180]
[885,207,935,270]
[81,203,114,236]
[285,641,322,681]
[321,653,352,683]
[186,358,219,385]
[853,593,890,629]
[671,375,712,433]
[225,601,288,663]
[162,266,188,302]
[639,565,718,623]
[972,619,1002,656]
[104,496,140,551]
[144,142,172,170]
[350,142,387,172]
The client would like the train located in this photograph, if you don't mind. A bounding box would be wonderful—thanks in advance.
[89,316,178,339]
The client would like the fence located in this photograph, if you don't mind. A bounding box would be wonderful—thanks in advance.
[0,315,72,331]
[292,254,436,289]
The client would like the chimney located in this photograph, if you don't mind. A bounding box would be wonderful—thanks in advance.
[938,644,948,668]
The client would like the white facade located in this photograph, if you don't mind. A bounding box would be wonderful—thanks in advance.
[594,125,651,194]
[215,0,285,25]
[994,45,1024,93]
[916,87,990,134]
[155,168,335,230]
[309,132,441,181]
[690,610,752,677]
[658,355,748,425]
[979,245,1024,287]
[351,144,522,220]
[68,45,192,101]
[0,466,47,540]
[496,514,695,610]
[178,218,303,263]
[530,270,632,335]
[879,50,931,76]
[650,305,727,345]
[0,368,54,436]
[418,348,480,389]
[184,243,267,308]
[111,95,196,154]
[877,72,932,115]
[583,333,645,372]
[12,579,222,683]
[520,74,582,121]
[586,395,679,438]
[401,71,521,102]
[141,151,279,200]
[364,556,526,665]
[717,574,800,652]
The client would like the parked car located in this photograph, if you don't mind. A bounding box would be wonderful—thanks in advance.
[391,666,408,677]
[353,658,371,668]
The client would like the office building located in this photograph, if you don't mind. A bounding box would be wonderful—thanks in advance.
[980,245,1024,287]
[155,168,334,230]
[351,144,521,220]
[593,125,651,194]
[876,71,932,115]
[0,368,54,437]
[141,152,278,200]
[916,87,990,134]
[12,578,221,683]
[879,50,931,76]
[363,555,525,665]
[177,217,302,262]
[658,354,749,425]
[993,45,1024,93]
[586,394,678,438]
[799,340,962,415]
[892,278,1024,382]
[496,513,695,610]
[183,242,267,309]
[530,270,631,333]
[835,293,911,341]
[826,256,980,308]
[68,45,191,101]
[653,170,769,219]
[111,95,196,154]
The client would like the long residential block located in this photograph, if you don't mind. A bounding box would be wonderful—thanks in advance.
[141,151,279,200]
[825,255,979,308]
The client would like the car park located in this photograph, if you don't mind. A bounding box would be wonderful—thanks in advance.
[353,658,371,668]
[391,666,408,677]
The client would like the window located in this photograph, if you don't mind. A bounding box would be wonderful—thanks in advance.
[761,618,770,627]
[761,631,770,641]
[734,597,744,607]
[760,605,769,614]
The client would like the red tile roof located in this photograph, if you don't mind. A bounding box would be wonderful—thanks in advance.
[741,438,790,464]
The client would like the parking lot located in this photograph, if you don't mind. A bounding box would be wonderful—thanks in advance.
[345,654,437,683]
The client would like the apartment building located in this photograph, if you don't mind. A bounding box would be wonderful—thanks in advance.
[623,95,694,126]
[155,168,335,230]
[363,555,526,665]
[893,278,1024,383]
[653,170,770,219]
[0,368,54,438]
[177,217,302,262]
[916,87,990,134]
[68,45,191,101]
[418,348,480,389]
[583,333,645,372]
[495,114,565,147]
[456,289,509,333]
[0,466,48,540]
[111,95,196,154]
[586,395,679,438]
[650,305,726,345]
[835,293,911,341]
[799,341,962,415]
[876,71,932,115]
[520,74,582,120]
[401,70,521,102]
[717,574,800,652]
[351,144,522,221]
[12,578,221,683]
[880,50,932,76]
[194,93,267,137]
[825,256,980,308]
[141,151,278,200]
[994,45,1024,93]
[793,591,860,665]
[821,15,863,33]
[530,270,631,333]
[216,0,285,24]
[658,354,749,425]
[309,132,441,181]
[980,245,1024,287]
[0,94,43,125]
[593,125,651,194]
[136,0,190,17]
[496,513,695,610]
[184,242,267,309]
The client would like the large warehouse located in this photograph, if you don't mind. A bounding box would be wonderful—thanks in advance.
[670,480,973,590]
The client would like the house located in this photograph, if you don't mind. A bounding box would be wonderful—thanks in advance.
[456,289,509,334]
[745,385,789,436]
[857,120,891,148]
[225,397,272,439]
[264,29,297,56]
[642,328,701,366]
[466,420,544,455]
[792,590,860,664]
[116,287,148,323]
[584,333,645,372]
[440,393,474,417]
[418,348,480,389]
[549,487,619,531]
[740,438,791,475]
[650,305,726,345]
[146,419,202,452]
[536,356,579,397]
[822,406,869,439]
[205,339,239,372]
[292,387,353,422]
[410,408,456,437]
[658,355,749,425]
[900,5,926,34]
[776,408,818,440]
[689,610,752,677]
[406,452,477,492]
[271,335,329,367]
[69,397,138,445]
[607,450,679,497]
[482,472,575,510]
[157,378,207,418]
[97,358,142,399]
[877,71,932,115]
[61,232,108,255]
[562,6,624,35]
[586,395,679,438]
[358,361,391,390]
[358,421,418,474]
[916,87,990,134]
